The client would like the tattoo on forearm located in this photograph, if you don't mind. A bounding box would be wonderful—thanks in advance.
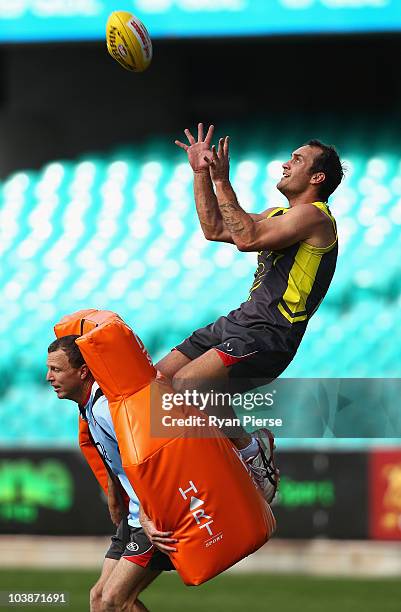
[219,202,246,234]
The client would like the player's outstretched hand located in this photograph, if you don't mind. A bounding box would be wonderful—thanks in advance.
[204,136,230,184]
[139,507,178,553]
[175,122,214,174]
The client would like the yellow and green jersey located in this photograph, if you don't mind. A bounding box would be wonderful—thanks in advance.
[226,201,338,354]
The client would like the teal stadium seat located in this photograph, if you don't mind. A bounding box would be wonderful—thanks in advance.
[0,129,400,444]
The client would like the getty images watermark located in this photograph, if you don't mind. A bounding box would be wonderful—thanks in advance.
[150,378,401,439]
[159,389,283,431]
[161,389,275,411]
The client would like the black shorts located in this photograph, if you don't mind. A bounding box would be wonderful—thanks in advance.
[105,519,174,572]
[175,315,293,389]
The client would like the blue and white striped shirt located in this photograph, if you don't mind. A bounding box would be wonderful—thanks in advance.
[84,382,140,527]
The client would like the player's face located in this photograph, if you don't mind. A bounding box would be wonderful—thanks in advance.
[277,145,319,197]
[46,349,84,402]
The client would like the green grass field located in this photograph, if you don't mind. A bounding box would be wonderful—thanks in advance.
[0,570,400,611]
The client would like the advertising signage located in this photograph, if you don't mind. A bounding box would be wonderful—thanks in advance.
[0,0,400,43]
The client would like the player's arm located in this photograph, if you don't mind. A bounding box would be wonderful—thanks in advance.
[207,137,324,251]
[176,124,271,243]
[175,123,233,243]
[107,473,125,526]
[139,505,178,553]
[193,170,233,243]
[193,173,273,242]
[218,187,324,251]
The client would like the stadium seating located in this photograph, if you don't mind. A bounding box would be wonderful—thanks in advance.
[1,132,400,444]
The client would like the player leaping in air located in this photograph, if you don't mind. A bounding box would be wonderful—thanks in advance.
[156,123,344,504]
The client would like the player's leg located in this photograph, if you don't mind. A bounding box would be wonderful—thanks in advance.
[123,568,162,611]
[101,557,159,612]
[155,319,220,381]
[159,347,251,447]
[90,558,118,612]
[90,518,129,611]
[156,317,261,419]
[171,346,231,387]
[170,349,279,502]
[155,349,191,380]
[156,318,251,445]
[102,522,174,611]
[157,316,282,502]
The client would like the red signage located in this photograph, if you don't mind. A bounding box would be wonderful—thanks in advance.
[369,449,401,540]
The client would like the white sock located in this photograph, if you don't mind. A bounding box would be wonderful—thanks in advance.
[239,437,259,461]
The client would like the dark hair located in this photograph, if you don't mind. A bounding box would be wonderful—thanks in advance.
[306,139,344,200]
[48,335,85,369]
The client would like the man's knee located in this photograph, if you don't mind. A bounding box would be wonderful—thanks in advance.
[171,354,227,395]
[89,582,103,611]
[156,350,191,381]
[101,585,143,612]
[101,588,125,612]
[171,369,191,393]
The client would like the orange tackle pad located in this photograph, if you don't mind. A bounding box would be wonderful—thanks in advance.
[54,310,275,585]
